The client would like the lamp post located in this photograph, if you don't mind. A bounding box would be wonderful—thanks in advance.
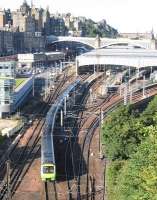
[32,74,35,97]
[99,108,104,159]
[124,84,128,105]
[143,75,146,98]
[6,160,11,200]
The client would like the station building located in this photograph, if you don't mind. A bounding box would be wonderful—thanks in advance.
[17,52,65,74]
[17,53,46,69]
[0,61,33,118]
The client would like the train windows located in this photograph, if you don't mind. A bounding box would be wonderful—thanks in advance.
[43,166,54,173]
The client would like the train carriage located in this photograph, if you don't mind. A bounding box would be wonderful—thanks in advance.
[41,131,56,181]
[41,106,57,182]
[41,79,81,182]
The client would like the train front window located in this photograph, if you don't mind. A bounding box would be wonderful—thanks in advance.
[43,166,54,173]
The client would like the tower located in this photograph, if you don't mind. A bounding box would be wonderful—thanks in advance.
[151,28,155,40]
[31,0,33,8]
[95,34,101,48]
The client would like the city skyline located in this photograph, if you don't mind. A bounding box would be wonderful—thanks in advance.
[0,0,157,33]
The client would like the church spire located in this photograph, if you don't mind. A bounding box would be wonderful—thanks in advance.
[31,0,33,8]
[151,27,155,40]
[23,0,27,4]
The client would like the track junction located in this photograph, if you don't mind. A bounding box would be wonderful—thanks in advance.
[0,66,157,200]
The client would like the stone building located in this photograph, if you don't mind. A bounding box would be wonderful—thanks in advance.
[49,15,67,36]
[31,6,43,32]
[13,32,24,54]
[0,10,5,28]
[23,32,45,52]
[12,10,35,32]
[12,0,35,33]
[0,31,14,56]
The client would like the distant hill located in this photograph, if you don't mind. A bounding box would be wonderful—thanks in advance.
[80,18,118,38]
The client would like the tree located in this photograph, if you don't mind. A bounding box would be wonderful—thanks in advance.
[102,105,142,160]
[140,96,157,126]
[104,96,157,200]
[107,160,126,200]
[116,127,157,200]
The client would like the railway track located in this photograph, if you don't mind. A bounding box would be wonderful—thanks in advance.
[0,72,74,200]
[40,75,89,200]
[43,182,58,200]
[74,83,157,200]
[46,75,95,200]
[53,80,157,200]
[76,117,98,200]
[58,76,105,200]
[2,73,155,200]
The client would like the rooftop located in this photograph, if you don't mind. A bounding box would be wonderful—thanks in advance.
[78,48,157,58]
[0,119,19,133]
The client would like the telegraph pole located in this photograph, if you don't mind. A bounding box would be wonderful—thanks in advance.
[64,97,67,115]
[124,84,127,105]
[75,59,78,76]
[136,70,138,90]
[119,84,122,96]
[99,109,104,159]
[60,109,63,127]
[143,75,146,98]
[94,64,96,74]
[128,66,131,78]
[89,88,93,104]
[44,70,49,100]
[6,160,11,200]
[129,87,132,103]
[32,75,35,97]
[60,61,62,73]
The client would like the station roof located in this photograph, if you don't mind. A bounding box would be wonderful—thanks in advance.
[77,48,157,68]
[78,48,157,57]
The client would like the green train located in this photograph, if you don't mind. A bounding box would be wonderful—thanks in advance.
[41,125,56,181]
[41,79,81,181]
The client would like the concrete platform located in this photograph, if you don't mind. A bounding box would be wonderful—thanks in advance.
[0,119,23,137]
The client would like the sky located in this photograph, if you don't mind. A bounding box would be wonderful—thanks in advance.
[0,0,157,33]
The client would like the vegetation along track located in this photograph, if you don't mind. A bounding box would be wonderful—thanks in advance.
[75,83,157,200]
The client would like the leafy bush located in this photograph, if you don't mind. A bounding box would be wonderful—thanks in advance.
[116,128,157,200]
[103,96,157,199]
[102,105,142,160]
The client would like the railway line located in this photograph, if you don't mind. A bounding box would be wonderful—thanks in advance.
[56,75,107,200]
[42,182,58,200]
[73,82,157,200]
[0,72,76,200]
[43,74,103,200]
[1,70,157,200]
[40,76,90,200]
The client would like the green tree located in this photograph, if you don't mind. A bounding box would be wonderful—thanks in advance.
[116,127,157,200]
[140,96,157,126]
[102,105,142,160]
[107,160,126,200]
